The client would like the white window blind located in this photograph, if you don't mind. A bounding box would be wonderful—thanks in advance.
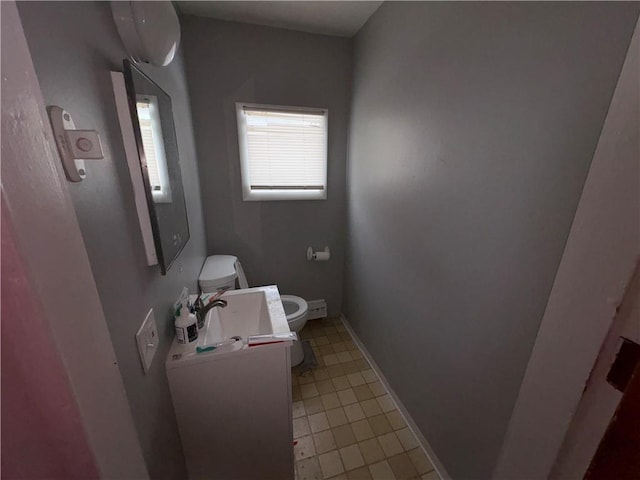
[136,96,172,203]
[236,103,328,201]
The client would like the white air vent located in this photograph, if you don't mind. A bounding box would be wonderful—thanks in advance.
[306,299,327,320]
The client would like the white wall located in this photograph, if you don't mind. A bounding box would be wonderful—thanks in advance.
[345,3,639,478]
[17,2,208,477]
[180,17,352,315]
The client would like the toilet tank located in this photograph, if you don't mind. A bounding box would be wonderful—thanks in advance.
[198,255,239,293]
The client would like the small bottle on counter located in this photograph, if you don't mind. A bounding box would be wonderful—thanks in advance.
[175,304,198,344]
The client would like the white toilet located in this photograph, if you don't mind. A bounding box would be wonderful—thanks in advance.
[198,255,309,366]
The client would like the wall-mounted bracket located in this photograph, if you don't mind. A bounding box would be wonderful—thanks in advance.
[48,106,104,182]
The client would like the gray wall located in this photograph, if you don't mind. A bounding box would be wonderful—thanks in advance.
[18,2,208,478]
[345,2,639,479]
[181,17,352,315]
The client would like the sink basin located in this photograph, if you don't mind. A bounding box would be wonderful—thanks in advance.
[167,285,290,363]
[203,286,288,344]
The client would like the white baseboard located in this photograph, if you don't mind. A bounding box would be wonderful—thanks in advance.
[340,314,451,480]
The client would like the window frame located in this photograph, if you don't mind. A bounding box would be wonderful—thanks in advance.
[136,95,173,204]
[236,102,329,201]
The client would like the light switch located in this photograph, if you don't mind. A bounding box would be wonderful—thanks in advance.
[136,308,159,373]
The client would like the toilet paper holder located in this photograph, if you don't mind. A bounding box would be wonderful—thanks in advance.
[307,246,330,261]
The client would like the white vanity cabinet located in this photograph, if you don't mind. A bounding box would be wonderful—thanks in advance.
[167,341,293,479]
[166,286,294,479]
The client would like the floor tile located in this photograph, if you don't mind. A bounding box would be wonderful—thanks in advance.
[361,369,377,383]
[339,444,365,471]
[344,340,358,351]
[396,427,419,451]
[328,333,343,343]
[292,319,438,480]
[338,388,358,406]
[318,450,344,478]
[302,383,320,399]
[387,453,419,480]
[358,438,385,465]
[323,326,338,335]
[368,414,394,436]
[421,470,440,480]
[344,403,366,423]
[351,350,364,360]
[293,385,303,402]
[327,364,346,378]
[351,419,375,442]
[309,412,330,433]
[347,372,366,387]
[298,372,315,385]
[407,448,434,475]
[386,411,406,430]
[326,407,349,428]
[305,396,326,415]
[332,424,357,448]
[342,361,360,374]
[361,398,383,418]
[378,432,404,458]
[313,368,331,382]
[293,401,306,419]
[318,345,335,356]
[376,394,396,413]
[321,392,341,410]
[324,354,340,366]
[313,430,337,455]
[337,351,353,363]
[297,456,323,480]
[347,466,372,480]
[353,384,374,402]
[317,380,336,394]
[332,375,351,391]
[332,341,347,353]
[294,416,311,439]
[340,333,352,342]
[368,381,386,397]
[369,460,396,480]
[295,435,316,461]
[354,359,370,370]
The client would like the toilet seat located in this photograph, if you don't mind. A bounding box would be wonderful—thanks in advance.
[281,295,308,330]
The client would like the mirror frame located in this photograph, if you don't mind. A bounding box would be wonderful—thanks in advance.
[122,59,190,275]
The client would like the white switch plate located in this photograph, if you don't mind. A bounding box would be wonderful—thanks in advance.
[136,308,159,374]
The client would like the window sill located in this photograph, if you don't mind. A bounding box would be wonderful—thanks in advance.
[242,189,327,201]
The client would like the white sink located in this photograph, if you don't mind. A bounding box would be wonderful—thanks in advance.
[167,285,290,363]
[203,286,288,344]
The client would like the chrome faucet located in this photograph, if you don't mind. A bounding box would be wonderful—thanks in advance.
[195,287,230,326]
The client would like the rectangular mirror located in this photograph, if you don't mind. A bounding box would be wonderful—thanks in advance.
[123,59,189,275]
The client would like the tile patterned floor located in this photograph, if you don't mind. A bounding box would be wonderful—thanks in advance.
[292,317,439,480]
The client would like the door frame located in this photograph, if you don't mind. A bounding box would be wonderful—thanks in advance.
[1,2,148,477]
[493,18,640,479]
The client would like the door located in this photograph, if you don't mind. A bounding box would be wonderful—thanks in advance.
[550,263,640,479]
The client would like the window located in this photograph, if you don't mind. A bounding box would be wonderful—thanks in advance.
[136,95,172,203]
[236,103,328,201]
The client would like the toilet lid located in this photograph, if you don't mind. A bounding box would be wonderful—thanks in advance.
[281,295,308,322]
[199,255,238,289]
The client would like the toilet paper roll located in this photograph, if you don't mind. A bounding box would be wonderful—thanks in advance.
[313,251,330,261]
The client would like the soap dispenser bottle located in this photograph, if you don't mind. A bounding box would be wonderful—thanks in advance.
[175,304,198,344]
